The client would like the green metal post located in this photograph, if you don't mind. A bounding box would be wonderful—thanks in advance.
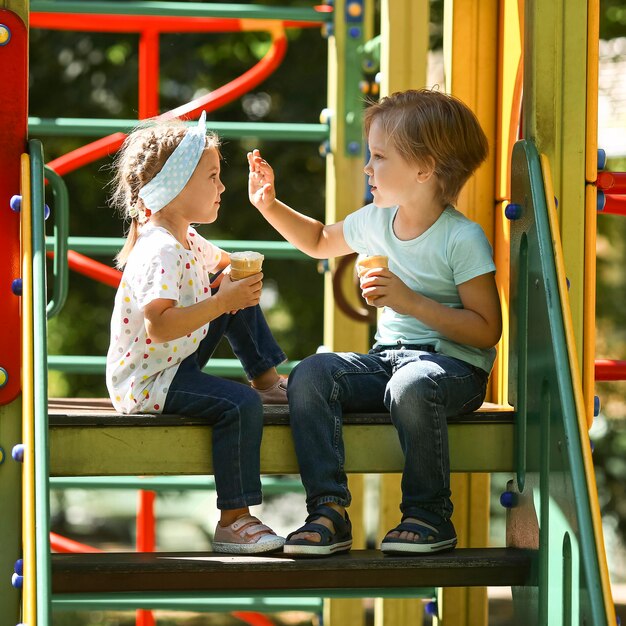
[0,399,23,626]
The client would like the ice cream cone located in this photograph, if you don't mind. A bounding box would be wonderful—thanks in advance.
[357,254,388,277]
[357,255,388,306]
[230,251,264,280]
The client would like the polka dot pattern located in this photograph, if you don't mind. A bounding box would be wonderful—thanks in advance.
[106,225,222,414]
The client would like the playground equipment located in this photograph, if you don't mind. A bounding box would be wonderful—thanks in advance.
[0,0,622,625]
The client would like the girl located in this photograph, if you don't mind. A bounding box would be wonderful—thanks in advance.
[248,89,502,556]
[106,112,286,554]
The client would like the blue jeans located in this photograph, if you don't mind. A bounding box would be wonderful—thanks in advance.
[287,345,488,521]
[163,304,286,510]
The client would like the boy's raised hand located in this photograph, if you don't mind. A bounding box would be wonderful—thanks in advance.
[247,149,276,211]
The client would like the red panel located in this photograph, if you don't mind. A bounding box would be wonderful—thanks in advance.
[0,10,27,405]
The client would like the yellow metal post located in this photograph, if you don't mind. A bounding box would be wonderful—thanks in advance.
[375,2,430,625]
[522,0,588,364]
[443,1,499,625]
[324,1,372,624]
[583,0,599,422]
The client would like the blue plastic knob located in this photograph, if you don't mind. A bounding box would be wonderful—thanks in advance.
[425,601,438,616]
[11,444,24,463]
[349,26,361,38]
[14,559,23,576]
[347,141,361,155]
[500,491,517,508]
[594,395,601,417]
[598,148,606,172]
[9,195,21,212]
[44,204,51,220]
[597,189,606,212]
[11,278,22,296]
[11,573,23,589]
[590,438,595,454]
[318,140,331,158]
[505,203,522,220]
[566,277,571,291]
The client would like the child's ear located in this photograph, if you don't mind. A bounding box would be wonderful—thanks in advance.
[416,157,436,183]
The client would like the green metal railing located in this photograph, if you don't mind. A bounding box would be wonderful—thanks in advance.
[44,165,69,319]
[31,1,332,21]
[29,139,53,624]
[30,118,329,142]
[44,236,307,259]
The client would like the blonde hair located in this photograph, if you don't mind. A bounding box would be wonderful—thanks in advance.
[110,119,220,269]
[363,89,488,205]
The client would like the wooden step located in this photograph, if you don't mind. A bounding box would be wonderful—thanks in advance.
[48,399,515,476]
[51,548,534,594]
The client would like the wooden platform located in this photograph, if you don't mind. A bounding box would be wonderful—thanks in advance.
[51,548,534,594]
[48,399,515,476]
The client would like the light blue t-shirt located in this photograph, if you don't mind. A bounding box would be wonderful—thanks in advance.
[343,203,496,373]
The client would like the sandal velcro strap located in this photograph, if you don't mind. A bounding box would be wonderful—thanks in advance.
[286,521,334,544]
[391,521,437,540]
[305,505,351,535]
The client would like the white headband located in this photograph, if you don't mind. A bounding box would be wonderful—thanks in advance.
[138,111,208,216]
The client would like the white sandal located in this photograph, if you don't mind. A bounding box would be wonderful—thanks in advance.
[213,514,285,554]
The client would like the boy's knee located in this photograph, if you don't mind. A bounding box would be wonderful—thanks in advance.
[288,353,338,403]
[289,353,334,385]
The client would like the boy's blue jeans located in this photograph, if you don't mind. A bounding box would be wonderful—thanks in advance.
[287,345,489,522]
[163,304,286,510]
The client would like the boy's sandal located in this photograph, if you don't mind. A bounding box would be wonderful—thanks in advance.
[380,517,457,554]
[212,514,285,554]
[283,505,352,557]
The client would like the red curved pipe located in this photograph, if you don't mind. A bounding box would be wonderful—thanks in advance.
[47,32,287,176]
[46,249,122,288]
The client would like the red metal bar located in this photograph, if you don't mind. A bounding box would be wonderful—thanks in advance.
[50,532,103,554]
[599,193,626,216]
[136,491,157,626]
[597,171,626,194]
[595,359,626,381]
[31,13,323,33]
[46,250,122,288]
[232,612,276,626]
[0,9,28,405]
[139,30,160,118]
